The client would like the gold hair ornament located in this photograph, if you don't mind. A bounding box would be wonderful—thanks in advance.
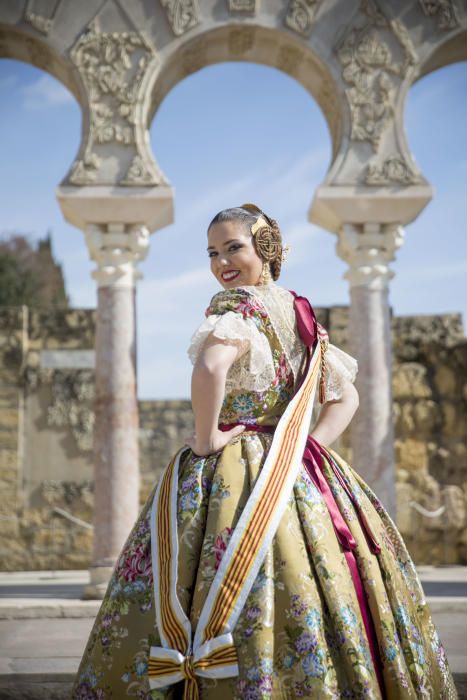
[240,203,286,263]
[250,215,270,237]
[258,260,273,285]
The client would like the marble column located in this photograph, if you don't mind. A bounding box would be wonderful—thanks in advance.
[336,223,404,518]
[82,223,150,599]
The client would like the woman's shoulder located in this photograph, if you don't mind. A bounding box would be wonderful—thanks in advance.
[205,285,270,321]
[210,282,294,309]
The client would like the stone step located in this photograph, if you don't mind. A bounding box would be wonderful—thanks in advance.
[0,673,465,699]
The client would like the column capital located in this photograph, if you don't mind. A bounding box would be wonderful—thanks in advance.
[84,222,150,287]
[308,184,432,234]
[55,184,174,234]
[56,184,174,288]
[336,222,405,291]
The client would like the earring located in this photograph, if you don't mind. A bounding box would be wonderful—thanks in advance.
[258,260,272,285]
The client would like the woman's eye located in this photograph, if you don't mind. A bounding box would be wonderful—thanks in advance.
[208,244,241,258]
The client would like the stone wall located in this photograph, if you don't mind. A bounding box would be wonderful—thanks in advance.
[0,305,96,570]
[392,314,467,565]
[0,305,465,570]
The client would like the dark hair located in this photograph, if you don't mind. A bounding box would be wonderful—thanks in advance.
[207,206,284,281]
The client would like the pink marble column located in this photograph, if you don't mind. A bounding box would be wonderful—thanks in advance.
[336,223,404,518]
[349,284,396,516]
[92,285,139,562]
[83,223,149,598]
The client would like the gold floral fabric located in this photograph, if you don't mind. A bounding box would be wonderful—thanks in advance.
[72,287,458,699]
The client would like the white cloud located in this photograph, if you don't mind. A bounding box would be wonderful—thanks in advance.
[279,225,321,271]
[402,259,467,282]
[139,267,214,335]
[162,144,330,235]
[21,74,74,110]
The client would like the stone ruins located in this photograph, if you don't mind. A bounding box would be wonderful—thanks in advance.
[0,0,465,594]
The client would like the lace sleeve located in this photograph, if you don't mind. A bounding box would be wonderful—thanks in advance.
[322,342,358,402]
[187,311,273,372]
[187,288,276,390]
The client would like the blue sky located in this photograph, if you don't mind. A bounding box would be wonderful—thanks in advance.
[0,58,466,399]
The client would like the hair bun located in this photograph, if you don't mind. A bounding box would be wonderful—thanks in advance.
[252,217,283,281]
[254,225,282,262]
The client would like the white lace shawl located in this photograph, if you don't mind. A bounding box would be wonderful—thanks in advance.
[187,282,358,401]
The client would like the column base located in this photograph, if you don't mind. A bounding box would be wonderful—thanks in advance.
[82,566,114,600]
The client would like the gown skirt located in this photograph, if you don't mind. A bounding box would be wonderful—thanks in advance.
[72,432,458,699]
[72,286,457,699]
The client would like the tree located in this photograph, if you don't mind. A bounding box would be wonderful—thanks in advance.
[0,231,69,307]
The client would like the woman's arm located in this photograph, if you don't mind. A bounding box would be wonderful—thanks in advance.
[186,334,246,456]
[310,380,359,448]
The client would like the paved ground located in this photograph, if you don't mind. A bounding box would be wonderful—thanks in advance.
[0,567,466,698]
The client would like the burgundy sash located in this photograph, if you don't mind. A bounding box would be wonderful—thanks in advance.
[219,290,385,696]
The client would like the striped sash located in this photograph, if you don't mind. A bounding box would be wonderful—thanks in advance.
[148,321,322,699]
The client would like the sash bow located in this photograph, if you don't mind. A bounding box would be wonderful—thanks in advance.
[148,633,238,700]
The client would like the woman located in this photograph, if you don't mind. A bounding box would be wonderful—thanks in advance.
[73,204,457,699]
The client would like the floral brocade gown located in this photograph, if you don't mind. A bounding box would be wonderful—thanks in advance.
[73,283,457,699]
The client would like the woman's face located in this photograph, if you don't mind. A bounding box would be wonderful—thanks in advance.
[207,220,264,289]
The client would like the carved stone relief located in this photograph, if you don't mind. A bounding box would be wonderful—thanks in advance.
[24,0,62,36]
[41,480,93,509]
[159,0,200,36]
[69,151,101,186]
[284,0,322,38]
[68,18,161,186]
[228,0,257,13]
[20,359,95,454]
[121,154,167,186]
[335,0,418,150]
[364,154,422,185]
[418,0,460,30]
[25,12,52,35]
[47,369,95,453]
[28,309,96,346]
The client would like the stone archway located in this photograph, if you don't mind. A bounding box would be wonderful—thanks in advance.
[1,0,465,596]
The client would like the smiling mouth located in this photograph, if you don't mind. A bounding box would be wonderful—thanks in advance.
[221,270,240,281]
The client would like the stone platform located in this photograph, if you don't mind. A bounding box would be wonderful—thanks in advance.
[0,567,466,699]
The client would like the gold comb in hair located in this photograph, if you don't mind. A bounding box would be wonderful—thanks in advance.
[239,202,262,215]
[239,203,274,230]
[250,215,270,236]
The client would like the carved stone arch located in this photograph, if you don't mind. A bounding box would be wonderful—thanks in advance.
[394,26,467,197]
[315,0,428,193]
[142,23,343,162]
[416,26,467,77]
[0,22,83,102]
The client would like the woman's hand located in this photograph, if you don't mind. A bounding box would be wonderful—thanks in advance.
[184,425,246,457]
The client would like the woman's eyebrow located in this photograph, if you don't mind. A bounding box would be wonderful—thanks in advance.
[207,238,241,251]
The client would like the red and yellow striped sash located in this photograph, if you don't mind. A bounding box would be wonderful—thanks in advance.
[148,341,322,698]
